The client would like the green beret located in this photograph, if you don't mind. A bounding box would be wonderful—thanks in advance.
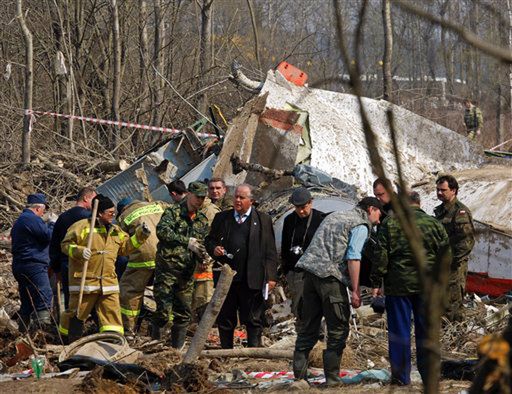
[188,181,207,197]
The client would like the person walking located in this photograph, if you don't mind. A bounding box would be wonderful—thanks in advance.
[206,184,278,349]
[463,98,483,141]
[59,194,151,343]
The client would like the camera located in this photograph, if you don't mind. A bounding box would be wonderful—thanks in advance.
[290,246,304,256]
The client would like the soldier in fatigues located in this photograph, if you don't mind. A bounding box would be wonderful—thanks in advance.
[434,175,475,322]
[117,198,168,336]
[208,178,234,211]
[371,192,451,385]
[293,197,382,386]
[152,181,209,349]
[59,195,151,343]
[463,98,483,141]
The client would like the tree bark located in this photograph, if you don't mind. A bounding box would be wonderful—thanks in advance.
[508,0,512,140]
[151,0,165,127]
[182,264,235,364]
[196,0,214,114]
[16,0,33,164]
[111,0,121,153]
[381,0,392,101]
[246,0,262,72]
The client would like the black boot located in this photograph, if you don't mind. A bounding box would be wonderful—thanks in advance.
[293,350,310,381]
[68,316,84,344]
[323,349,343,386]
[247,327,262,347]
[17,314,31,333]
[151,323,162,340]
[170,325,187,350]
[219,329,234,349]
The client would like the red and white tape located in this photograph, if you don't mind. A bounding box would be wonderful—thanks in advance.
[24,109,217,139]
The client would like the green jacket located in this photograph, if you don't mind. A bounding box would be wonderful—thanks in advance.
[434,198,475,264]
[464,105,483,131]
[371,207,451,296]
[155,200,209,279]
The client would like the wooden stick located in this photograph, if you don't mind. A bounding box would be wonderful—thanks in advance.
[77,199,99,312]
[182,264,236,364]
[200,348,293,359]
[56,280,62,316]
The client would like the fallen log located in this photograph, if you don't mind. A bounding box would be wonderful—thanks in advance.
[182,264,235,364]
[36,154,83,185]
[200,348,293,359]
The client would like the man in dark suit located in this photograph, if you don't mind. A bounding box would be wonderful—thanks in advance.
[206,184,278,348]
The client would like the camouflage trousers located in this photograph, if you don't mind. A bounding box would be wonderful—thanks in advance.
[445,258,469,322]
[152,268,194,329]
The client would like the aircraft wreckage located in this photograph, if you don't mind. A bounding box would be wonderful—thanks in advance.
[98,63,512,296]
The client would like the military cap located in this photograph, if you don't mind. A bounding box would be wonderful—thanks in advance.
[188,181,208,197]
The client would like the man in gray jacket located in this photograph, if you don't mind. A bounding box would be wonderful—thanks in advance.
[293,197,383,386]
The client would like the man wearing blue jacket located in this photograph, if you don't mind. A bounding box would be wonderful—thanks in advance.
[11,193,55,331]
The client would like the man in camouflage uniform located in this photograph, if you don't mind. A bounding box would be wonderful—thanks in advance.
[434,175,475,322]
[293,197,382,386]
[463,98,483,141]
[152,181,209,349]
[371,191,451,385]
[208,178,233,210]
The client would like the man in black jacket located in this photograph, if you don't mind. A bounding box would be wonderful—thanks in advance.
[206,184,278,348]
[281,188,325,330]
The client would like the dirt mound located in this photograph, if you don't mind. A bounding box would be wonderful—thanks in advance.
[162,363,214,393]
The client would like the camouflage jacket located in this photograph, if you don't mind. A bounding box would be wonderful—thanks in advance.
[434,198,475,264]
[464,105,483,131]
[155,200,209,279]
[213,195,234,211]
[371,207,451,296]
[295,207,372,284]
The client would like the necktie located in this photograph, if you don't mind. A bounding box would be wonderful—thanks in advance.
[237,214,244,224]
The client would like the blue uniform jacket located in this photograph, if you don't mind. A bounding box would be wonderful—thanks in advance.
[11,209,54,268]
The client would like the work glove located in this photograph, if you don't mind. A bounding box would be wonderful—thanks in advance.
[43,212,59,224]
[82,247,92,260]
[141,222,151,236]
[188,237,207,257]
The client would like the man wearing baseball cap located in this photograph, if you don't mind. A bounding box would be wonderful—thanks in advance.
[152,181,210,349]
[11,193,55,330]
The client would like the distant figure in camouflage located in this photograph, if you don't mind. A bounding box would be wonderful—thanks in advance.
[463,98,483,141]
[434,175,475,322]
[208,178,233,211]
[371,191,451,386]
[152,181,209,349]
[293,197,382,386]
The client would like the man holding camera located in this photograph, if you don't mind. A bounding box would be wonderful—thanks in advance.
[281,188,325,331]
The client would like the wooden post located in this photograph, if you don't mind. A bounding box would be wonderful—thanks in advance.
[77,199,99,311]
[182,264,235,364]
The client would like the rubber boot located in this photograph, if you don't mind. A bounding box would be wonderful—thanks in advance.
[219,329,234,349]
[170,325,187,350]
[293,350,310,381]
[67,316,84,344]
[30,309,52,331]
[323,349,343,386]
[150,323,162,340]
[246,327,262,347]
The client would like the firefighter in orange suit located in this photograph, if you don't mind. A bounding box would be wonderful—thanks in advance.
[59,194,150,343]
[192,197,220,318]
[117,198,168,336]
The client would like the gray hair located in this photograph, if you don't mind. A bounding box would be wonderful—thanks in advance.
[235,183,254,198]
[27,203,45,209]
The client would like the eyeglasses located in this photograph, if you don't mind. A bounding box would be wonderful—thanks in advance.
[102,210,116,217]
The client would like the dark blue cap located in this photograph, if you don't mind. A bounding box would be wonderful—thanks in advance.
[27,193,48,207]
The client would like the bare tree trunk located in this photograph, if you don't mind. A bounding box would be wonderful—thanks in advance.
[246,0,262,72]
[508,0,512,138]
[16,0,33,164]
[381,0,392,101]
[138,0,149,122]
[151,0,165,127]
[196,0,214,114]
[111,0,121,152]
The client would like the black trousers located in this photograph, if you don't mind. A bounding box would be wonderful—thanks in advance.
[217,280,265,335]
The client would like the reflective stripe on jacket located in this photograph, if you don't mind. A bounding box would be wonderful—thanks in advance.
[118,201,168,270]
[61,218,149,295]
